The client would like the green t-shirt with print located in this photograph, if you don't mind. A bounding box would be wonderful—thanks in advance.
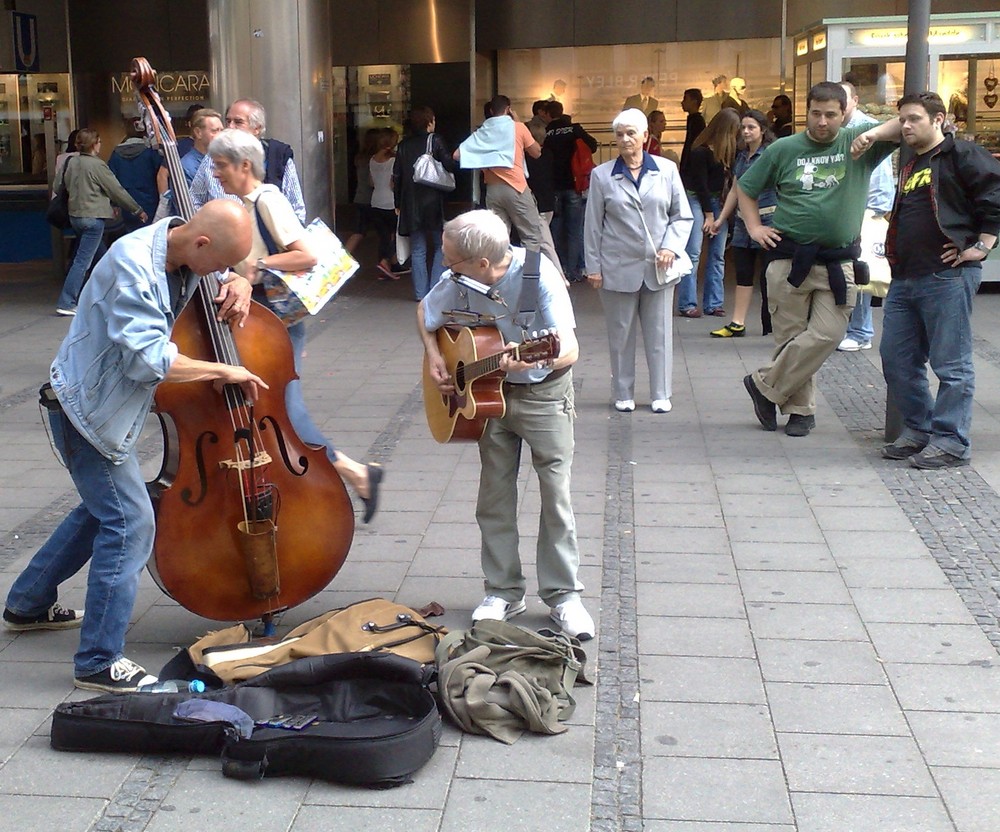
[738,124,895,248]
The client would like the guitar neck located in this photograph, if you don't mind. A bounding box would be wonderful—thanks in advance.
[462,350,508,384]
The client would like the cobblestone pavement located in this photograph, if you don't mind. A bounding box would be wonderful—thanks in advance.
[4,261,1000,831]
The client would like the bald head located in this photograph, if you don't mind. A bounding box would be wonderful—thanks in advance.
[167,200,252,276]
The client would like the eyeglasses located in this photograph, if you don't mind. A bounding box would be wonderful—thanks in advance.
[443,255,478,272]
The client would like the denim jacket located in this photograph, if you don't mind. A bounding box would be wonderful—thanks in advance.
[49,218,199,464]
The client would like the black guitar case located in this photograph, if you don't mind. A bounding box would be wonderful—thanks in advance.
[50,652,441,788]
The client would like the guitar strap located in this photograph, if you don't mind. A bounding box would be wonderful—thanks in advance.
[513,249,541,332]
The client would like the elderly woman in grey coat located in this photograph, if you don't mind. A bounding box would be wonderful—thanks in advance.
[584,108,693,413]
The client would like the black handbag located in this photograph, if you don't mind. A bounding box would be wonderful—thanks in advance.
[46,157,72,229]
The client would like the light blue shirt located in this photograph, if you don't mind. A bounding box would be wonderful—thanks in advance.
[190,152,306,223]
[421,246,574,384]
[457,116,516,170]
[848,109,896,214]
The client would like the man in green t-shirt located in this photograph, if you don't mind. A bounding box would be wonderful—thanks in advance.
[737,81,899,437]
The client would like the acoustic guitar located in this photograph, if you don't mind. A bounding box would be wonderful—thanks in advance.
[423,326,560,443]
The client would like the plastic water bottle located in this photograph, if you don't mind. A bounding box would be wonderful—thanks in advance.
[137,679,206,694]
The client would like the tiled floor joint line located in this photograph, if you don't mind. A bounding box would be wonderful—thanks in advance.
[821,351,1000,650]
[87,755,188,832]
[591,413,643,831]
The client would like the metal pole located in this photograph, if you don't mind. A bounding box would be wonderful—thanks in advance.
[885,0,932,442]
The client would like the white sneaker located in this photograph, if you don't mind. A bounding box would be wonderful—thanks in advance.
[614,399,636,412]
[837,337,871,352]
[651,399,672,413]
[55,307,76,317]
[550,598,595,640]
[472,595,526,622]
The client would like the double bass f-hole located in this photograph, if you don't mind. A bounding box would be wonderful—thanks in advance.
[132,56,354,620]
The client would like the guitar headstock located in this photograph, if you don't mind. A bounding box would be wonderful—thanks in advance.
[515,329,560,363]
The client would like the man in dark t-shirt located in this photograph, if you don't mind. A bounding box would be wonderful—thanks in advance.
[679,89,706,177]
[879,92,1000,469]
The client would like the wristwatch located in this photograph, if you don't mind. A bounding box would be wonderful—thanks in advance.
[973,241,992,258]
[256,256,268,273]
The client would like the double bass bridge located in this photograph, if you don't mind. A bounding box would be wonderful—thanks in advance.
[218,451,273,472]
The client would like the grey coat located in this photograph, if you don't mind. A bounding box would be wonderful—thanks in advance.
[584,155,692,293]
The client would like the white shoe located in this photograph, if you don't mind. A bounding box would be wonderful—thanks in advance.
[837,337,871,352]
[56,307,76,317]
[550,598,595,640]
[472,595,526,623]
[651,399,672,413]
[614,399,635,412]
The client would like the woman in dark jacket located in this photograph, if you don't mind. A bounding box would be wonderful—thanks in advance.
[393,106,459,301]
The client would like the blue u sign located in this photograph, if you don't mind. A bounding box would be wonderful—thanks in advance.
[13,12,39,73]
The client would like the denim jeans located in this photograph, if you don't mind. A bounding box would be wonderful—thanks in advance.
[58,216,106,309]
[283,320,337,464]
[410,228,444,301]
[677,195,727,313]
[880,266,981,458]
[844,291,874,344]
[552,190,584,280]
[6,409,154,677]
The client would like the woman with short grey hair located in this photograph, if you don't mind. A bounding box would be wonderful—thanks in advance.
[208,129,265,180]
[584,108,693,414]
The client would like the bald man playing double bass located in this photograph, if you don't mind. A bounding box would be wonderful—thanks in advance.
[3,201,267,694]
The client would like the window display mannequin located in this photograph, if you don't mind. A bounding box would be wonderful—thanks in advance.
[623,77,659,115]
[703,74,741,124]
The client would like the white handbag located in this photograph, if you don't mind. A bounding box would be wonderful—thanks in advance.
[412,134,456,192]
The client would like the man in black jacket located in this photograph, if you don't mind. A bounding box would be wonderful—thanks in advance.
[544,102,598,283]
[877,92,1000,469]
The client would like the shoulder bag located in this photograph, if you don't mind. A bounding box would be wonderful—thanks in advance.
[46,157,72,229]
[412,134,456,192]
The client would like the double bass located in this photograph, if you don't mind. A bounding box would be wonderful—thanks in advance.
[131,58,354,622]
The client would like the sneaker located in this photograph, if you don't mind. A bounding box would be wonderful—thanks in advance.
[881,436,928,460]
[837,337,872,352]
[614,399,636,412]
[909,446,970,470]
[651,399,672,413]
[390,263,411,275]
[55,307,76,317]
[550,598,595,641]
[3,602,83,631]
[74,657,157,694]
[711,322,745,338]
[743,374,776,431]
[472,595,526,623]
[784,413,816,437]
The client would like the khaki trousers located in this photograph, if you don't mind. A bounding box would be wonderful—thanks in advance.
[752,259,857,416]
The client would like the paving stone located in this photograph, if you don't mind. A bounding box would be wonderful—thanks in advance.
[640,655,766,704]
[746,601,869,641]
[645,823,794,832]
[766,681,910,735]
[739,570,853,605]
[439,778,591,832]
[454,728,593,783]
[726,515,825,544]
[634,526,731,555]
[908,711,1000,768]
[932,765,1000,832]
[811,505,915,532]
[884,663,1000,712]
[0,735,139,798]
[290,806,441,832]
[636,583,746,618]
[790,792,955,832]
[635,552,737,584]
[641,701,778,759]
[719,493,813,518]
[643,757,793,824]
[850,587,979,625]
[730,541,838,572]
[867,622,999,665]
[824,529,930,559]
[837,556,951,589]
[0,794,106,832]
[638,615,755,659]
[756,639,887,685]
[778,733,938,796]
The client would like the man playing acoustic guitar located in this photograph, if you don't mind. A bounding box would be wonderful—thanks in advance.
[416,209,594,640]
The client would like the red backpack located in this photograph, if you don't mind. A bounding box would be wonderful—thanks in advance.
[571,138,596,194]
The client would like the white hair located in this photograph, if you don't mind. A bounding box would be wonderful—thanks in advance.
[613,108,648,134]
[208,128,265,180]
[443,210,510,264]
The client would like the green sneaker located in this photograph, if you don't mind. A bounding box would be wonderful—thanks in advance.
[710,322,746,338]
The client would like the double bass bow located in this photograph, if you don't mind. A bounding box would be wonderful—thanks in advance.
[132,57,354,622]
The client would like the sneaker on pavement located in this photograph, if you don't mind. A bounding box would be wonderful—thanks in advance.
[74,657,157,694]
[743,374,777,431]
[472,595,526,623]
[55,307,76,317]
[837,337,871,352]
[711,322,745,338]
[651,399,672,413]
[909,446,970,470]
[784,413,816,437]
[3,602,83,631]
[550,598,595,641]
[881,436,927,460]
[614,399,636,412]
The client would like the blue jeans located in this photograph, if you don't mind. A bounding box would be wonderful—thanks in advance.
[283,320,337,464]
[552,190,584,280]
[411,228,444,302]
[58,216,106,309]
[880,266,981,458]
[6,410,154,677]
[844,291,874,344]
[678,195,727,313]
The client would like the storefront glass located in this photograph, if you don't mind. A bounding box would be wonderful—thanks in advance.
[496,39,782,160]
